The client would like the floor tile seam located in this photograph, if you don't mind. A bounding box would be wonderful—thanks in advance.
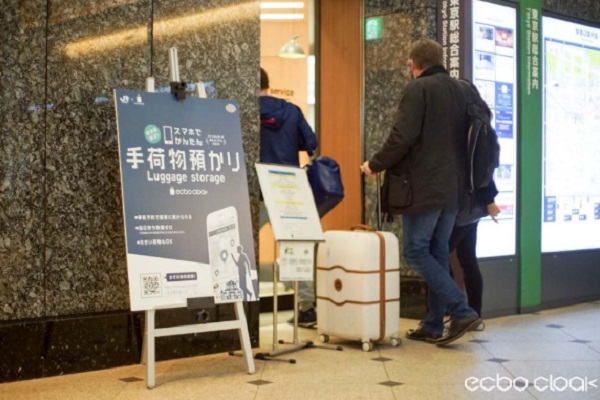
[254,356,268,382]
[497,361,528,380]
[501,358,600,363]
[556,327,586,339]
[473,340,496,359]
[376,346,394,384]
[585,345,600,356]
[560,330,600,343]
[478,338,600,345]
[112,380,130,399]
[158,360,259,385]
[498,358,600,364]
[473,339,594,343]
[383,385,399,400]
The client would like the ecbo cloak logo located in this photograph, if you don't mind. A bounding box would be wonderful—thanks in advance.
[169,187,207,196]
[465,375,598,393]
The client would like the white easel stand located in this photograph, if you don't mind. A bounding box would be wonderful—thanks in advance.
[138,51,255,389]
[254,240,342,363]
[141,302,255,389]
[254,266,312,362]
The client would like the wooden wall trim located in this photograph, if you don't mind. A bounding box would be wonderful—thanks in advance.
[318,0,363,231]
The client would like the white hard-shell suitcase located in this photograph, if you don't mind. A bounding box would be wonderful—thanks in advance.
[316,225,401,351]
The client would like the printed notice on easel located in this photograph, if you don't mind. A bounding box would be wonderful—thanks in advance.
[114,89,259,311]
[255,163,324,242]
[278,242,315,281]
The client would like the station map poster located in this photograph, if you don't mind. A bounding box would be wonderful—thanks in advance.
[471,0,518,258]
[114,89,258,311]
[542,17,600,252]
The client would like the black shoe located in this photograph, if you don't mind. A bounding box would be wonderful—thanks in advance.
[436,316,482,346]
[287,308,317,328]
[405,327,441,343]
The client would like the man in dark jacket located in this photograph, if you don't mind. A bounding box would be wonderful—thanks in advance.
[361,39,481,346]
[259,68,318,327]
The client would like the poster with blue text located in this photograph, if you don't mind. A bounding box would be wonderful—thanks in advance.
[114,89,258,311]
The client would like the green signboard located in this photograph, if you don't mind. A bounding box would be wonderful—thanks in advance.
[517,0,543,310]
[365,17,383,40]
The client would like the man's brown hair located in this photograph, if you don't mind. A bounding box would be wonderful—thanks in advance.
[409,39,444,70]
[260,68,270,90]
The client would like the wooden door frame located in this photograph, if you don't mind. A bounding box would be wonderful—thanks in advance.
[317,0,364,231]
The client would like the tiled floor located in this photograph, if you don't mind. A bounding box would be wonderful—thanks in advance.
[1,302,600,399]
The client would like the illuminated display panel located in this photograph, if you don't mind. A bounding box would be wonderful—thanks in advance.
[542,16,600,252]
[472,0,517,257]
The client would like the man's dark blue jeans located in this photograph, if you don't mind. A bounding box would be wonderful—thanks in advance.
[403,209,478,336]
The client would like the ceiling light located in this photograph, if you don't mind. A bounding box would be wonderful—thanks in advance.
[278,36,306,59]
[260,2,304,9]
[260,13,304,20]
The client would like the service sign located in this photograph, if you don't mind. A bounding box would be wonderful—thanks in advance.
[114,90,258,311]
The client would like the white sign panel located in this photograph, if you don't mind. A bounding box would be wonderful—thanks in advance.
[255,163,324,242]
[472,0,518,257]
[278,242,315,282]
[115,90,258,311]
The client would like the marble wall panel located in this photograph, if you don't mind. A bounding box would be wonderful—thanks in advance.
[44,0,151,315]
[1,0,261,323]
[544,0,600,21]
[0,0,47,320]
[365,0,436,17]
[363,2,436,275]
[152,0,261,261]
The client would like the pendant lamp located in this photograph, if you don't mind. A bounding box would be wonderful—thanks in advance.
[278,36,306,59]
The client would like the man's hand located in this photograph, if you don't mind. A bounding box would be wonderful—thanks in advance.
[487,203,500,223]
[361,161,376,176]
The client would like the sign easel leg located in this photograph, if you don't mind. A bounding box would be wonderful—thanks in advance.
[234,301,256,374]
[145,309,156,389]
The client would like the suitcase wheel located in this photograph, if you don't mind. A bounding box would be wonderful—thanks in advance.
[390,337,401,347]
[319,334,330,343]
[361,340,374,352]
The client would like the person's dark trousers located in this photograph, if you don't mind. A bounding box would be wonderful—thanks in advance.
[449,222,483,317]
[402,209,477,336]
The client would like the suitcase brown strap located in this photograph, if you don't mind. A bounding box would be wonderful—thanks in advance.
[374,231,386,341]
[330,226,387,341]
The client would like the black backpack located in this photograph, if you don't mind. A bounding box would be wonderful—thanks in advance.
[460,80,500,192]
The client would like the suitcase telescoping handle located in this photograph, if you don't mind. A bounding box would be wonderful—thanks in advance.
[376,173,382,231]
[351,173,383,232]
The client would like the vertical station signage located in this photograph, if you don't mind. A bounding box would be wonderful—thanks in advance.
[518,0,543,308]
[114,90,258,311]
[438,0,517,257]
[437,0,472,79]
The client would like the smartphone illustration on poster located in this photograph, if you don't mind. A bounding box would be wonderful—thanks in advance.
[206,206,242,303]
